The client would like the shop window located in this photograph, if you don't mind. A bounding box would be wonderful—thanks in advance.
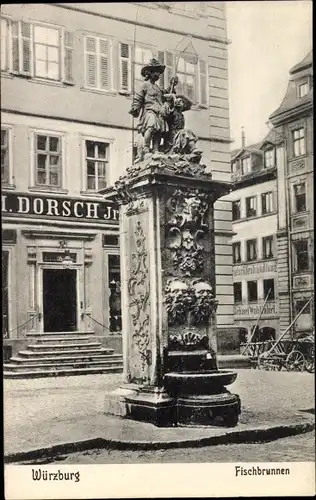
[261,192,274,214]
[295,299,312,330]
[232,200,241,221]
[294,239,309,272]
[292,128,305,157]
[262,236,274,259]
[241,156,251,174]
[85,140,109,191]
[233,282,242,303]
[264,149,274,168]
[1,127,10,184]
[294,183,306,212]
[34,133,62,187]
[108,254,122,333]
[233,242,241,264]
[246,196,257,217]
[263,278,275,300]
[238,328,248,344]
[246,239,257,262]
[247,280,258,303]
[2,250,9,339]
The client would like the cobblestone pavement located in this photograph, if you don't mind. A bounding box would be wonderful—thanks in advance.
[4,370,315,457]
[43,430,315,464]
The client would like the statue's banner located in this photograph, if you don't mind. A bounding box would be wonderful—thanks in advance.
[2,192,119,223]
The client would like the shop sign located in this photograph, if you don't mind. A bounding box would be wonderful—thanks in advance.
[233,261,276,277]
[234,302,277,317]
[2,192,119,222]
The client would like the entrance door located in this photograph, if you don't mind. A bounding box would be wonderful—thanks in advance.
[43,269,77,332]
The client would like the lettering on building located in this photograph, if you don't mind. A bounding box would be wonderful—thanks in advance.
[2,193,119,223]
[234,303,277,317]
[233,261,277,277]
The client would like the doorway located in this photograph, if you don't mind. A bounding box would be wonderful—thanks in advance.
[43,269,77,332]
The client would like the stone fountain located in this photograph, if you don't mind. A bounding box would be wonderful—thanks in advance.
[101,58,240,428]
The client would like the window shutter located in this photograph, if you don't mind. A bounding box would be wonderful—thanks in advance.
[85,36,97,87]
[21,22,31,75]
[157,50,165,88]
[99,38,109,90]
[11,21,20,73]
[63,30,74,84]
[1,18,8,71]
[198,59,208,106]
[119,42,130,92]
[165,51,174,89]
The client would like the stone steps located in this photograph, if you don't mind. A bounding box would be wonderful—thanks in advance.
[4,331,123,379]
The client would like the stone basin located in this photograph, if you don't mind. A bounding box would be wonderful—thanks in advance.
[164,370,237,396]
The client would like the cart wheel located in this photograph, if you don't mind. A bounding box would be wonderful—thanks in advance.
[286,351,305,372]
[304,355,315,373]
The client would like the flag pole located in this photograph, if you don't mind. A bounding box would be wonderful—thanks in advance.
[131,6,139,165]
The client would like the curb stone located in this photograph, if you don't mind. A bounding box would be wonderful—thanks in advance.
[4,418,315,464]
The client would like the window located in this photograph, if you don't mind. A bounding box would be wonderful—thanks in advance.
[246,239,257,261]
[233,282,242,303]
[231,161,237,174]
[292,128,305,157]
[85,35,111,91]
[263,279,275,301]
[264,149,274,168]
[7,20,73,82]
[1,18,9,72]
[247,281,258,303]
[298,82,309,98]
[1,128,10,184]
[261,192,274,214]
[85,140,109,191]
[295,299,311,315]
[176,55,197,103]
[108,254,122,332]
[134,45,155,87]
[119,42,132,92]
[34,133,62,187]
[233,242,241,264]
[294,239,309,272]
[232,200,241,221]
[262,236,274,259]
[241,156,251,174]
[246,196,257,217]
[34,25,60,80]
[294,183,306,212]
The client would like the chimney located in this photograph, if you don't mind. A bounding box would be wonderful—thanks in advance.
[241,126,246,148]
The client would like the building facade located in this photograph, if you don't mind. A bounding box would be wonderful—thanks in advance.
[1,2,235,357]
[269,50,314,337]
[228,51,313,343]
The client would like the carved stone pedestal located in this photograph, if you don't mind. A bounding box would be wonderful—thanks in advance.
[102,155,241,428]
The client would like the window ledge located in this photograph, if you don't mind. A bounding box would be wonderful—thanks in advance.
[28,186,68,194]
[233,257,277,266]
[28,78,68,88]
[80,191,105,199]
[80,86,118,97]
[2,183,16,190]
[1,71,14,80]
[233,211,278,223]
[292,210,309,216]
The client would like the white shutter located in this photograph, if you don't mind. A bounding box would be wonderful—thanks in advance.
[10,21,20,73]
[119,42,131,92]
[1,18,8,71]
[198,59,208,106]
[21,22,31,75]
[85,36,97,87]
[165,51,174,90]
[99,38,109,90]
[63,30,74,84]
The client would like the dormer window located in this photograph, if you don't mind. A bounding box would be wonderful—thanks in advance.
[264,149,274,168]
[241,156,251,174]
[298,81,309,98]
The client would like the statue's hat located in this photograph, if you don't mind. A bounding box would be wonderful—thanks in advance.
[141,58,165,77]
[175,94,193,111]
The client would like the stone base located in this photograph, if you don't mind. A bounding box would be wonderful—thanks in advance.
[124,387,176,427]
[176,391,241,427]
[104,385,139,417]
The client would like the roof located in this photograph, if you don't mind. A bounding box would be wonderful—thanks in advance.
[231,143,262,161]
[269,51,313,121]
[230,131,283,160]
[290,50,313,74]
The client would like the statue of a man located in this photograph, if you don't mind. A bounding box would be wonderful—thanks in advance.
[129,58,172,162]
